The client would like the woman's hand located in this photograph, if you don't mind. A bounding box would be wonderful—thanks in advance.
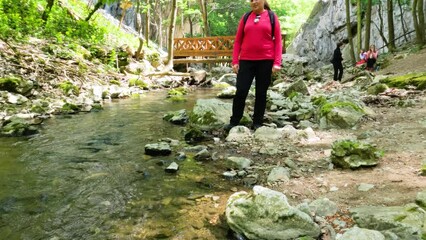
[232,64,239,74]
[272,65,281,73]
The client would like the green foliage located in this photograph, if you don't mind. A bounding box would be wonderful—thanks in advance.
[0,0,43,40]
[0,0,108,45]
[146,52,161,68]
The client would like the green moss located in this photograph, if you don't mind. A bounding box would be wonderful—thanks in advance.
[61,103,80,113]
[31,105,46,114]
[393,214,407,222]
[311,95,327,106]
[167,87,188,96]
[320,101,363,117]
[288,91,300,100]
[102,91,109,99]
[189,110,217,125]
[168,96,187,102]
[380,72,426,90]
[0,76,21,92]
[58,81,79,96]
[367,83,388,95]
[128,78,148,89]
[110,80,121,85]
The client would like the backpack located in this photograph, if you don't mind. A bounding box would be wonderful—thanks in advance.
[243,10,276,40]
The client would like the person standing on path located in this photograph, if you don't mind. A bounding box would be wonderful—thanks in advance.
[331,41,344,81]
[225,0,282,131]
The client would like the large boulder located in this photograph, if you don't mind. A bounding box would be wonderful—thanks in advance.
[350,204,426,239]
[339,227,385,240]
[226,185,321,240]
[318,101,366,129]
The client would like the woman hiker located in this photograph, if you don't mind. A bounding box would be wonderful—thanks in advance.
[224,0,282,131]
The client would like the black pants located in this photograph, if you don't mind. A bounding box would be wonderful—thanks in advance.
[230,60,273,125]
[366,58,376,70]
[333,62,343,81]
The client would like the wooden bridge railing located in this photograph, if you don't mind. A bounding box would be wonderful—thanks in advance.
[173,34,286,64]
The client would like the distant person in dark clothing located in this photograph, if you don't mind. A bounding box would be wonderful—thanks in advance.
[331,42,344,81]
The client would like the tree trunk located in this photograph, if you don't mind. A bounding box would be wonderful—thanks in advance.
[374,1,389,48]
[397,0,408,42]
[85,0,103,22]
[412,0,421,44]
[164,0,178,70]
[346,0,356,64]
[42,0,55,21]
[157,0,163,49]
[418,0,425,45]
[198,0,209,36]
[364,0,372,50]
[387,0,395,51]
[356,0,362,53]
[145,0,150,47]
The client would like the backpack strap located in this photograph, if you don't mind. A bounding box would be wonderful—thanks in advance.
[268,10,275,40]
[242,10,276,40]
[243,11,251,26]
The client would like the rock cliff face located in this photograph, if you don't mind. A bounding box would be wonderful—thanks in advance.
[288,0,417,67]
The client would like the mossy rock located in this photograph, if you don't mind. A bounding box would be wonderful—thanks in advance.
[0,76,21,92]
[128,78,148,89]
[167,87,188,97]
[331,139,384,169]
[58,81,80,96]
[61,103,80,114]
[0,118,39,137]
[380,72,426,90]
[184,125,205,143]
[367,83,389,95]
[319,101,364,117]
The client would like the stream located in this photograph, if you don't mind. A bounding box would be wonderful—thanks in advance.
[0,89,232,239]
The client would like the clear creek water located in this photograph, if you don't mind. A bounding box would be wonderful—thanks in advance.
[0,89,231,239]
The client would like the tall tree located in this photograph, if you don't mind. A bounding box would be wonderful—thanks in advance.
[356,0,362,53]
[387,0,395,51]
[412,0,421,44]
[42,0,55,21]
[119,0,132,28]
[198,0,209,36]
[374,0,389,48]
[397,0,408,42]
[345,0,356,64]
[145,0,151,46]
[417,0,425,45]
[164,0,178,70]
[85,0,118,22]
[364,0,372,50]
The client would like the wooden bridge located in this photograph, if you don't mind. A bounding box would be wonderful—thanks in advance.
[173,34,286,64]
